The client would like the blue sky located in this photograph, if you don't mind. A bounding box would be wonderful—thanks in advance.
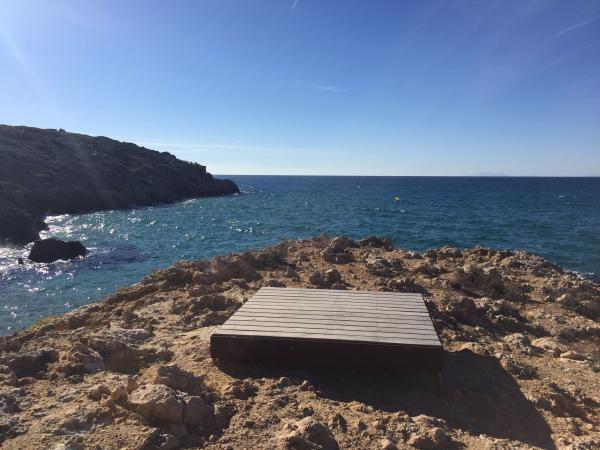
[1,1,599,176]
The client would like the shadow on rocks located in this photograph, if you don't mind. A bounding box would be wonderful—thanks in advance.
[215,349,554,449]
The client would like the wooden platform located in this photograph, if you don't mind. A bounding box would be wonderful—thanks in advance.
[210,287,443,370]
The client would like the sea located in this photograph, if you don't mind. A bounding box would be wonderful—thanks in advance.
[1,176,599,336]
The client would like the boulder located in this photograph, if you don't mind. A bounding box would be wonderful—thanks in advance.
[221,379,257,399]
[388,276,426,293]
[155,434,179,450]
[0,412,24,441]
[208,402,235,429]
[327,236,356,252]
[531,337,565,357]
[85,327,154,372]
[445,297,479,325]
[358,236,394,250]
[128,384,183,423]
[64,343,105,374]
[325,268,342,285]
[110,385,127,402]
[152,364,200,393]
[498,354,539,379]
[502,333,532,353]
[328,413,347,432]
[560,350,586,361]
[532,391,586,418]
[407,417,451,450]
[0,365,17,387]
[28,238,87,263]
[437,246,462,258]
[278,417,338,450]
[379,438,397,450]
[450,264,524,300]
[366,256,401,278]
[87,384,111,401]
[557,292,600,320]
[407,427,450,449]
[0,347,58,378]
[321,247,353,264]
[308,271,329,287]
[182,395,211,425]
[209,255,259,283]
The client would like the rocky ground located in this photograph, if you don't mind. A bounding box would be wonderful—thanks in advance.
[0,125,238,244]
[0,236,599,449]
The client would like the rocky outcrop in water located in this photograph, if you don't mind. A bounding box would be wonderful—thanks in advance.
[0,236,598,449]
[0,125,239,244]
[28,238,88,263]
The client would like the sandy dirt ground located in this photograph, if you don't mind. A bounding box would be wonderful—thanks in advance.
[1,235,598,449]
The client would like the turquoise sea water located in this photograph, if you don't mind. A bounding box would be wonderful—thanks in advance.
[1,176,599,335]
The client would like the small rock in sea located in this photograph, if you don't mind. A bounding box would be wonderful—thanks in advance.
[28,238,87,263]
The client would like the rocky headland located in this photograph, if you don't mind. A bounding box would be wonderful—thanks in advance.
[0,125,239,244]
[0,236,599,449]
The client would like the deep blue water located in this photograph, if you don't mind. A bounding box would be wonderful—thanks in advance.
[1,176,599,335]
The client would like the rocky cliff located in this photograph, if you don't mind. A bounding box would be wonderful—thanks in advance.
[0,236,598,449]
[0,125,239,244]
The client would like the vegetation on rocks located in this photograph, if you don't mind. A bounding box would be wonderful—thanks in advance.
[0,236,598,449]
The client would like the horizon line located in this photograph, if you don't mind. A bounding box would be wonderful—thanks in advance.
[214,174,600,178]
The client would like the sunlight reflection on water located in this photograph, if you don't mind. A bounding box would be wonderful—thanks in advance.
[1,176,599,335]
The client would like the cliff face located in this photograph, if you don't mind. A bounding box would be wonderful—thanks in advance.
[0,125,239,244]
[0,236,598,449]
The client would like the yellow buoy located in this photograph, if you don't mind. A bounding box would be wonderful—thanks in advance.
[394,196,400,202]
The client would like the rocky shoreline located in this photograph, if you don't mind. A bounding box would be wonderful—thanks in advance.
[0,125,239,245]
[0,236,598,449]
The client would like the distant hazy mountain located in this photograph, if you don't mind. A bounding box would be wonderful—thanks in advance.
[471,172,511,177]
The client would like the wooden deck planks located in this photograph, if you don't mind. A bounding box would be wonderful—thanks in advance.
[210,287,443,370]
